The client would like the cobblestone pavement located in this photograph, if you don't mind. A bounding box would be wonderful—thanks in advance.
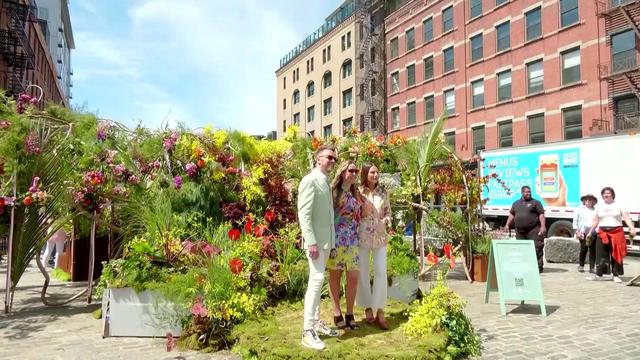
[2,258,640,359]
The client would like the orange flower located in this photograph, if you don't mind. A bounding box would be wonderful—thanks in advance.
[196,158,205,169]
[311,136,324,151]
[426,252,438,265]
[229,258,243,274]
[193,146,204,158]
[23,196,33,206]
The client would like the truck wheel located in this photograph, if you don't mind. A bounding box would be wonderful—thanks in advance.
[548,220,574,238]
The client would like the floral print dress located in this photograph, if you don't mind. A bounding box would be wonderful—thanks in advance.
[327,191,361,271]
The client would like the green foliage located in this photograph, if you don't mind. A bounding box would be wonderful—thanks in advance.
[404,280,481,359]
[51,268,71,282]
[386,233,419,279]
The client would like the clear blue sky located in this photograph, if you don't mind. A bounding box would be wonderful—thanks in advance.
[69,0,343,135]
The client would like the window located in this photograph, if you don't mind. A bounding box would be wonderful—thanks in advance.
[342,32,352,51]
[406,28,415,51]
[323,98,332,116]
[392,107,400,129]
[496,21,510,52]
[442,6,454,32]
[327,45,331,61]
[282,120,286,132]
[528,114,545,144]
[611,30,636,73]
[283,99,286,110]
[424,56,434,80]
[360,84,366,100]
[342,60,352,78]
[391,72,400,93]
[343,117,353,132]
[423,18,433,43]
[293,90,300,104]
[407,101,416,126]
[470,0,482,18]
[307,82,315,97]
[424,95,435,122]
[323,71,332,88]
[293,113,300,126]
[444,88,455,113]
[310,58,314,72]
[471,34,483,62]
[471,80,484,108]
[306,60,310,74]
[370,47,376,63]
[563,106,582,139]
[497,70,512,102]
[407,64,416,86]
[323,124,332,139]
[472,126,485,153]
[561,48,581,85]
[560,0,578,27]
[323,49,327,63]
[526,8,542,41]
[498,121,513,147]
[283,76,286,89]
[390,37,399,58]
[343,88,353,108]
[443,47,454,73]
[307,106,315,122]
[347,31,351,48]
[496,0,508,5]
[371,78,376,96]
[359,54,365,69]
[445,132,456,149]
[527,60,544,94]
[614,96,639,130]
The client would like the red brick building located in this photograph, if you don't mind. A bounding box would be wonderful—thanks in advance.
[385,0,608,159]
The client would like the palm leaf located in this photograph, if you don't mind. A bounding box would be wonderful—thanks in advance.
[417,111,451,187]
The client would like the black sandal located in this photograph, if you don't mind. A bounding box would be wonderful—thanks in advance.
[345,314,359,330]
[333,314,347,329]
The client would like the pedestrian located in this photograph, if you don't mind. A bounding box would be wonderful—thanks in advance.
[503,185,546,272]
[357,163,391,330]
[297,144,339,351]
[327,160,361,330]
[586,187,637,283]
[573,194,597,273]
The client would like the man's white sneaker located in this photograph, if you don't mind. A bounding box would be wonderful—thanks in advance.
[301,329,325,350]
[314,320,338,337]
[586,275,604,281]
[613,276,623,283]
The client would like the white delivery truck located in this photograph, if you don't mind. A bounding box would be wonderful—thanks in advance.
[480,134,640,252]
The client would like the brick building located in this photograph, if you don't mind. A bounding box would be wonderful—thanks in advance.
[0,0,67,107]
[385,0,608,159]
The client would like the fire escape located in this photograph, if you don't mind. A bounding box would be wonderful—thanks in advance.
[595,0,640,134]
[356,0,384,134]
[0,0,38,97]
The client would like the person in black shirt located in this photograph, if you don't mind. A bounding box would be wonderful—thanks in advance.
[503,186,547,272]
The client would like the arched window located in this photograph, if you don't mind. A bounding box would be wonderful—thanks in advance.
[342,59,352,79]
[292,89,300,104]
[307,81,315,97]
[323,71,332,88]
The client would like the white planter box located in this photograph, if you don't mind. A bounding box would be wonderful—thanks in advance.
[387,274,419,303]
[102,288,185,338]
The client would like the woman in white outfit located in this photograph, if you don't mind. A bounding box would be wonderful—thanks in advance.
[42,222,68,269]
[357,163,391,330]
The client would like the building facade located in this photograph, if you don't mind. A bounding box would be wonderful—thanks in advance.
[276,0,386,139]
[36,0,74,103]
[0,0,67,106]
[595,0,640,134]
[385,0,608,159]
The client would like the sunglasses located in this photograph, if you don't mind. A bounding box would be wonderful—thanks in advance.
[321,155,337,161]
[347,169,359,174]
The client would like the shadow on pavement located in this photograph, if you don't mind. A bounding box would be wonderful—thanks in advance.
[541,266,568,273]
[508,303,559,316]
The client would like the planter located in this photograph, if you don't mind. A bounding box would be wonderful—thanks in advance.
[102,288,185,338]
[387,274,419,303]
[472,254,488,282]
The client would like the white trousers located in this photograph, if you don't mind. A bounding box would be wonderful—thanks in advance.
[303,249,330,330]
[357,246,387,310]
[42,229,67,269]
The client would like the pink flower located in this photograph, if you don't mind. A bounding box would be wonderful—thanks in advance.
[163,132,179,151]
[185,162,198,178]
[113,164,126,177]
[173,175,182,190]
[23,132,41,155]
[127,174,140,185]
[28,177,40,193]
[190,297,208,317]
[182,240,195,254]
[202,243,215,257]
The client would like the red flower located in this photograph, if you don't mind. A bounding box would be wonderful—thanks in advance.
[229,258,243,274]
[426,252,438,265]
[244,216,253,234]
[264,209,276,223]
[254,224,267,237]
[196,158,205,169]
[228,228,240,241]
[23,196,33,206]
[0,197,5,207]
[443,243,453,259]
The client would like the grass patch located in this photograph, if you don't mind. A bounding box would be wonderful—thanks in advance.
[231,299,447,359]
[51,268,71,282]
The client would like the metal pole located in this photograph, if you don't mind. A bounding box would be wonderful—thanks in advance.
[4,171,16,313]
[86,211,96,304]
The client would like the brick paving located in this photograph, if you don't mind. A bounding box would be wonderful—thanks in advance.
[2,257,640,359]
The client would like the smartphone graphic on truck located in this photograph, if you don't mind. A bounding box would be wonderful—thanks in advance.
[539,154,559,198]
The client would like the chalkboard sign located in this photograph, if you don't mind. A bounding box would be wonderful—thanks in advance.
[484,239,547,316]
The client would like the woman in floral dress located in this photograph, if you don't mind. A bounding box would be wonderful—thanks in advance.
[356,163,391,330]
[327,160,361,330]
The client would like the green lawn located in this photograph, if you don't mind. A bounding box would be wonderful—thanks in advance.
[232,299,448,360]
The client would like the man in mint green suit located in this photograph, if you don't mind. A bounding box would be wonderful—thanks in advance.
[298,144,338,350]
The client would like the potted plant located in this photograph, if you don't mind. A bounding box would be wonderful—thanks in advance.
[470,233,492,282]
[386,233,420,302]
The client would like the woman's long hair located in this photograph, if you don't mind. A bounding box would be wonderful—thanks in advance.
[359,163,385,217]
[360,163,378,192]
[331,160,359,206]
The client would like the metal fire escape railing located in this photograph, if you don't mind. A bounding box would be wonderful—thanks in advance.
[0,0,38,97]
[356,0,382,134]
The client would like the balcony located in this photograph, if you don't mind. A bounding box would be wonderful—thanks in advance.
[599,0,639,15]
[615,111,640,132]
[599,50,640,78]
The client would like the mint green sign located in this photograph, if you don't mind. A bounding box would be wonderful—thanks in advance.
[484,239,547,316]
